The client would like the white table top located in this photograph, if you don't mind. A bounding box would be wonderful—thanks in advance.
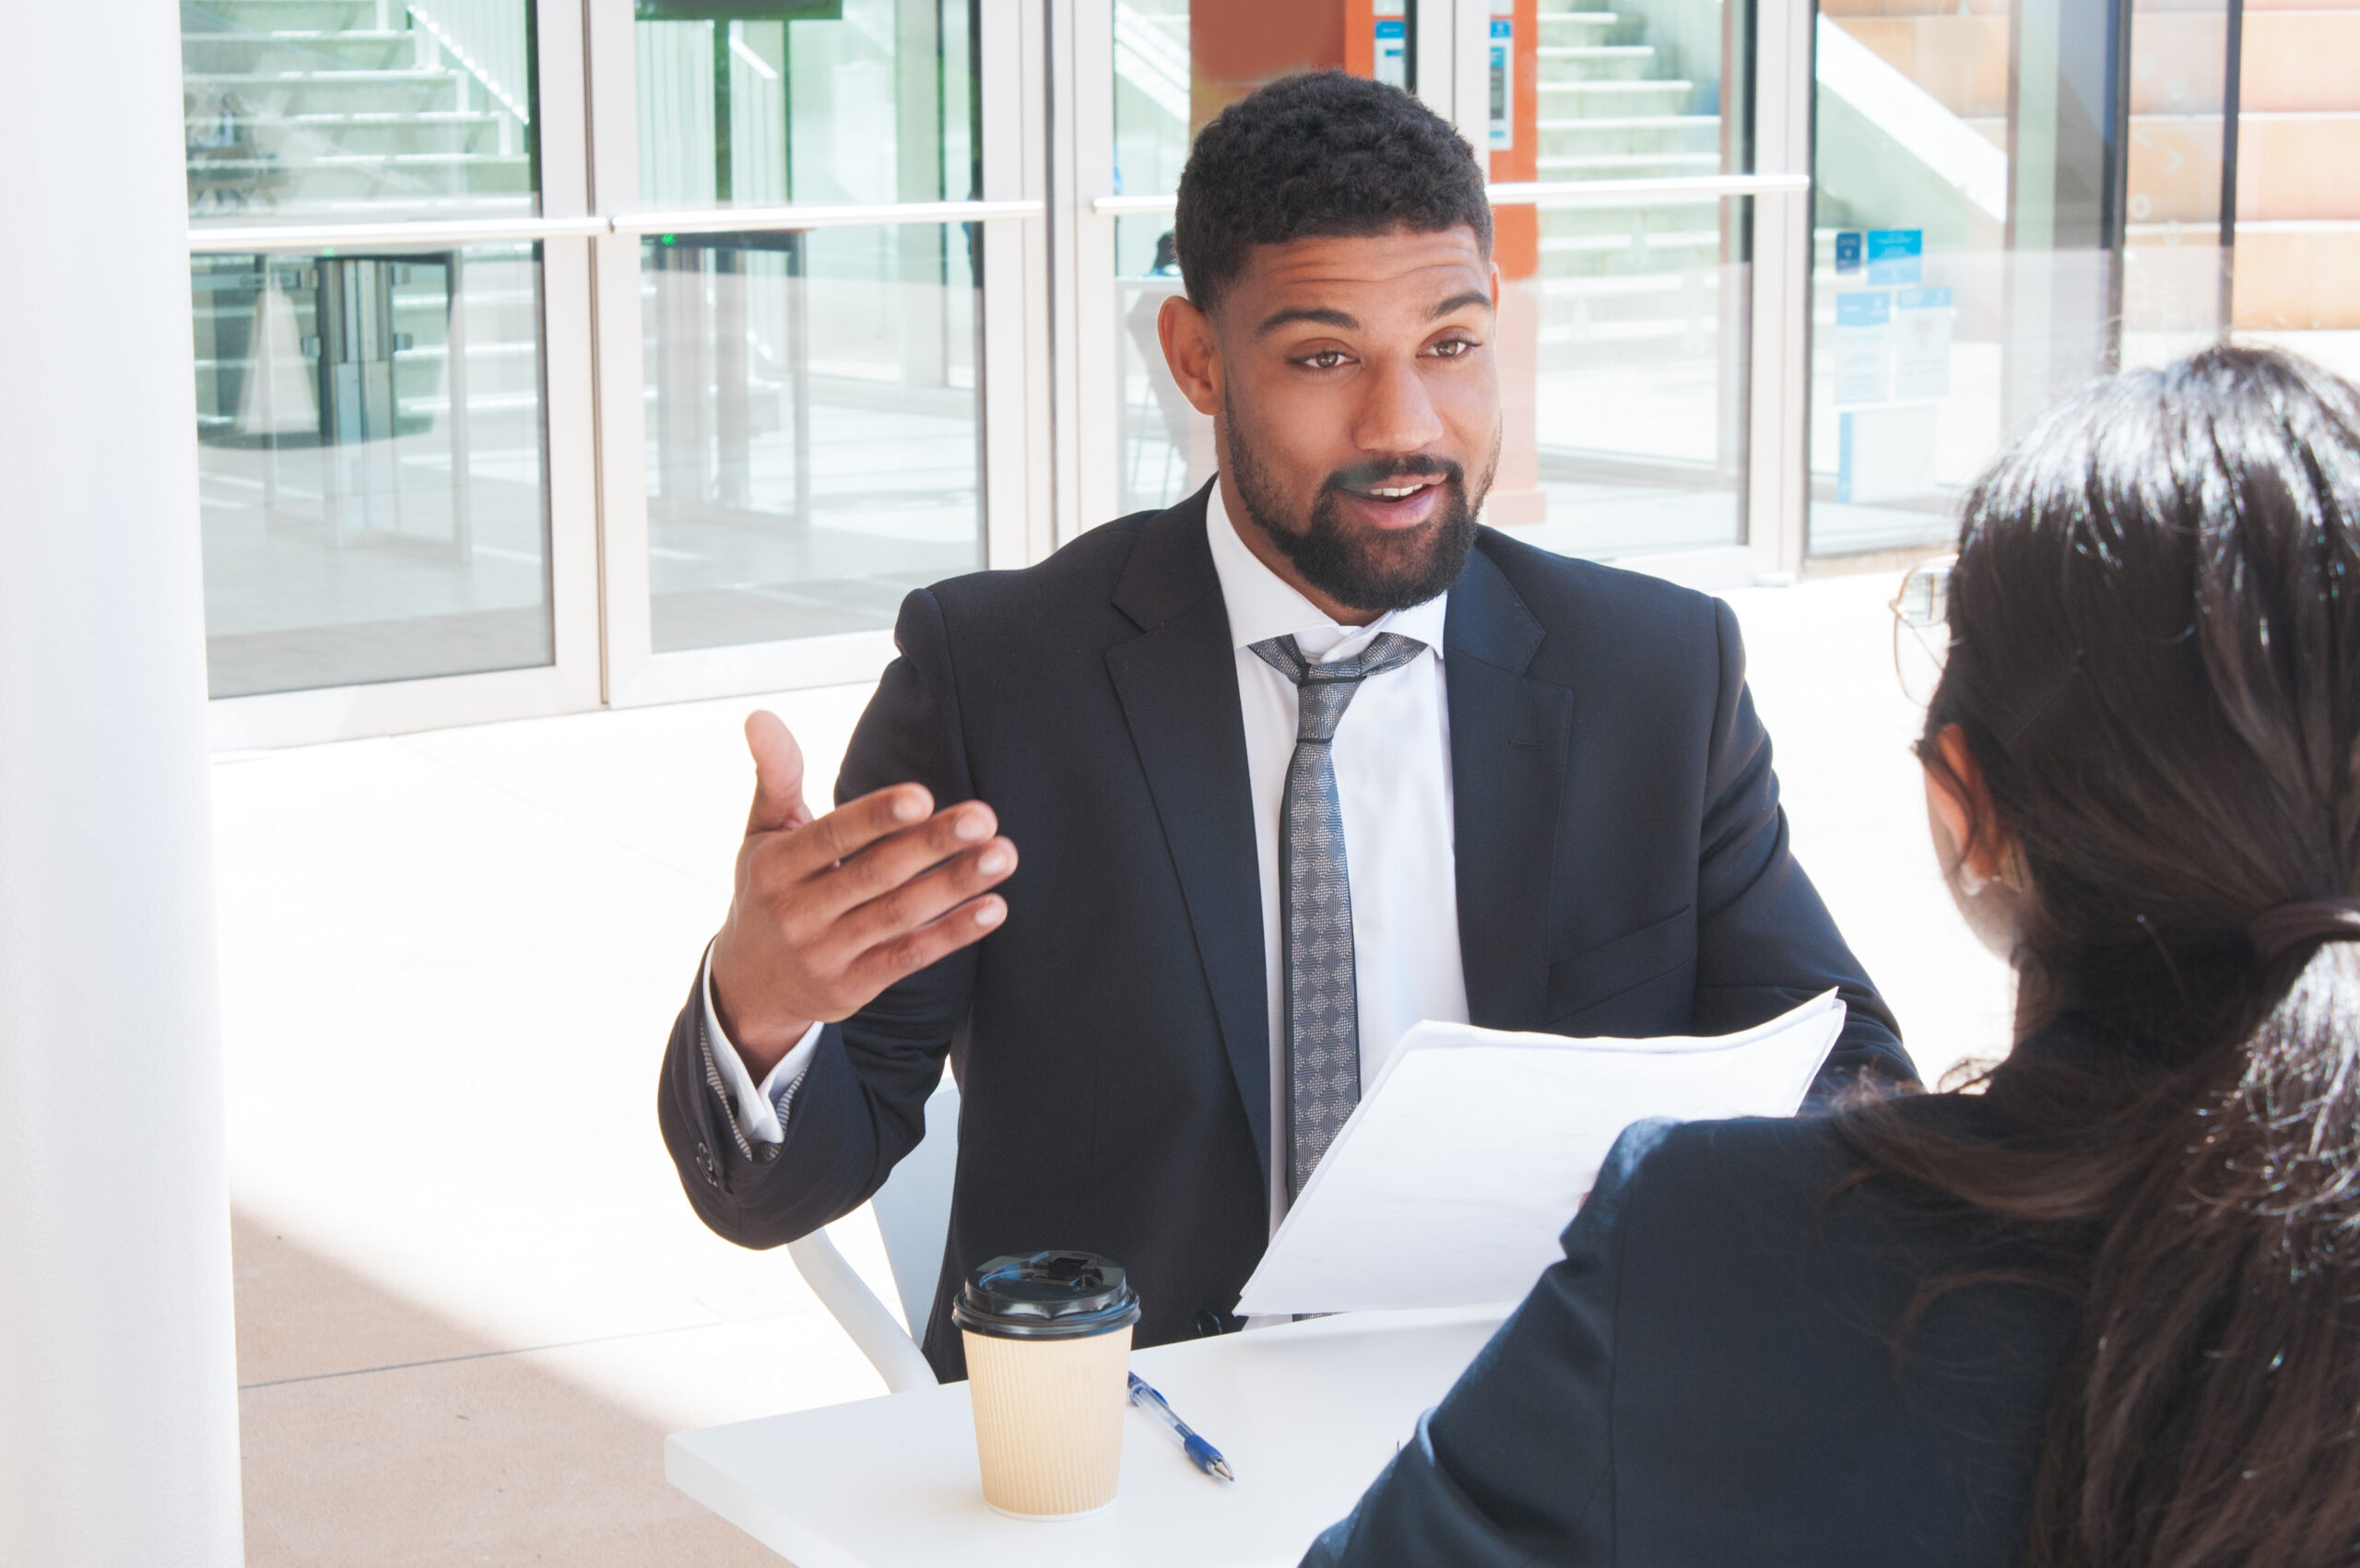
[666,1304,1511,1568]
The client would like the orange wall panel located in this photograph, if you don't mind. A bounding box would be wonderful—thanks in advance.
[1190,0,1349,129]
[1491,0,1540,280]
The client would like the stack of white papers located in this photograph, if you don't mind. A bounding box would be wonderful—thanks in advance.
[1234,991,1846,1317]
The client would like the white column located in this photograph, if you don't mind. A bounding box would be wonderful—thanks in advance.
[0,8,245,1566]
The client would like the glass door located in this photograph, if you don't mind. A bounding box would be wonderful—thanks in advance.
[2216,0,2360,383]
[592,0,1037,704]
[183,0,598,734]
[1079,0,1775,576]
[1803,0,2229,556]
[1078,1,1459,533]
[1483,0,1758,563]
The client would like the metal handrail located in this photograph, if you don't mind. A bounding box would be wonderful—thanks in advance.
[1092,193,1190,217]
[189,215,608,253]
[611,198,1043,236]
[186,199,1047,253]
[1484,172,1811,206]
[1089,171,1811,218]
[183,173,1805,253]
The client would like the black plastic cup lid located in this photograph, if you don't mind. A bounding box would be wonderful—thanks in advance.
[950,1251,1142,1340]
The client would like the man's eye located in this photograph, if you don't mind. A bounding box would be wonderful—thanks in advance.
[1432,338,1475,358]
[1301,349,1350,370]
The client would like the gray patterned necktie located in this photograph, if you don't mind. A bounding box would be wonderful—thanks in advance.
[1250,631,1429,1203]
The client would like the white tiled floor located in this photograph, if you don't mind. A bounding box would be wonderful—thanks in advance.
[211,564,2012,1562]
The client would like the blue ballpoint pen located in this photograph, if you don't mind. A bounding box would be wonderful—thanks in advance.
[1127,1373,1237,1482]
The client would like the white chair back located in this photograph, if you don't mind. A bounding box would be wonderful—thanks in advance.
[784,1070,961,1393]
[870,1072,961,1338]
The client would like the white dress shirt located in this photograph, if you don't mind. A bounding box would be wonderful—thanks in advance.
[704,480,1471,1241]
[1201,480,1469,1235]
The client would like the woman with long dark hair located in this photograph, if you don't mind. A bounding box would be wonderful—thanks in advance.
[1304,345,2360,1567]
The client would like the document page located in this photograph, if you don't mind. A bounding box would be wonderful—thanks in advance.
[1234,992,1847,1317]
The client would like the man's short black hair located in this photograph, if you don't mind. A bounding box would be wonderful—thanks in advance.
[1174,71,1492,316]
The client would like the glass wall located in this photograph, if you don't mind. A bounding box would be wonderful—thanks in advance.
[633,1,983,653]
[183,0,537,224]
[1487,0,1753,558]
[1112,0,1198,514]
[2217,0,2360,383]
[1108,0,1753,559]
[183,2,554,698]
[1110,1,1429,518]
[1805,0,2226,554]
[1109,0,1444,519]
[169,0,2273,730]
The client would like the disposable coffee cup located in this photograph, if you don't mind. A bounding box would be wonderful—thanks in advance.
[952,1250,1142,1520]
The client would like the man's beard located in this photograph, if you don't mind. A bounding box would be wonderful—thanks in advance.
[1223,392,1495,615]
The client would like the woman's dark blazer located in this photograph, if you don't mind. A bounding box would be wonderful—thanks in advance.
[1304,1104,2083,1567]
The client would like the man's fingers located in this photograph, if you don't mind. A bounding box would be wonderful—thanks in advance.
[827,836,1018,959]
[840,894,1009,997]
[766,782,942,884]
[784,800,998,923]
[743,711,812,836]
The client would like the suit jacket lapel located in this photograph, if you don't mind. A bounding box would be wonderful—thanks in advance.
[1104,485,1273,1191]
[1446,542,1570,1032]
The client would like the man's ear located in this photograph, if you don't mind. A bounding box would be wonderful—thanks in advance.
[1158,294,1222,417]
[1926,724,2007,881]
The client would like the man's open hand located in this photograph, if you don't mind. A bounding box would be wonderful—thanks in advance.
[708,711,1016,1079]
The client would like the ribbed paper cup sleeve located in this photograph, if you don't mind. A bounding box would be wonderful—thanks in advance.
[962,1325,1133,1519]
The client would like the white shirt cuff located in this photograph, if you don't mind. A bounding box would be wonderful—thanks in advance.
[702,944,825,1146]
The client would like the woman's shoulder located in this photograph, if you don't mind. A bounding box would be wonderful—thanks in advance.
[1586,1100,2067,1350]
[1602,1092,2009,1220]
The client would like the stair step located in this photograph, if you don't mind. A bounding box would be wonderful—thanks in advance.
[1537,78,1695,95]
[211,150,527,169]
[1538,13,1622,39]
[1538,271,1705,299]
[1540,114,1718,132]
[192,342,541,372]
[182,35,423,70]
[192,118,516,158]
[191,2,400,28]
[1534,152,1724,175]
[193,109,510,129]
[1536,317,1720,347]
[191,194,537,221]
[1537,82,1699,115]
[1538,44,1661,82]
[1540,228,1720,253]
[182,28,413,43]
[184,68,456,85]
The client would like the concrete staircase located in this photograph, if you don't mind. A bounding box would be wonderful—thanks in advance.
[1530,0,1736,365]
[182,0,532,222]
[183,1,543,496]
[1819,0,2360,331]
[2126,0,2360,330]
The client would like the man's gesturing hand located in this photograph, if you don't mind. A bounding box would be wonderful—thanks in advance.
[708,710,1016,1080]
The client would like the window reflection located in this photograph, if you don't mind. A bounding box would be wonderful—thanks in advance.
[192,247,553,697]
[634,0,977,208]
[1109,0,1752,556]
[643,226,983,653]
[182,1,537,224]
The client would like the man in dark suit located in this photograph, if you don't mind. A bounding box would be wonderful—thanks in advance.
[659,72,1911,1381]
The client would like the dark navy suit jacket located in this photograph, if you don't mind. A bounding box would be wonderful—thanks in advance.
[658,483,1913,1379]
[1304,1109,2082,1567]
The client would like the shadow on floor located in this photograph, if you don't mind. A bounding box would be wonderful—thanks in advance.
[232,1210,785,1566]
